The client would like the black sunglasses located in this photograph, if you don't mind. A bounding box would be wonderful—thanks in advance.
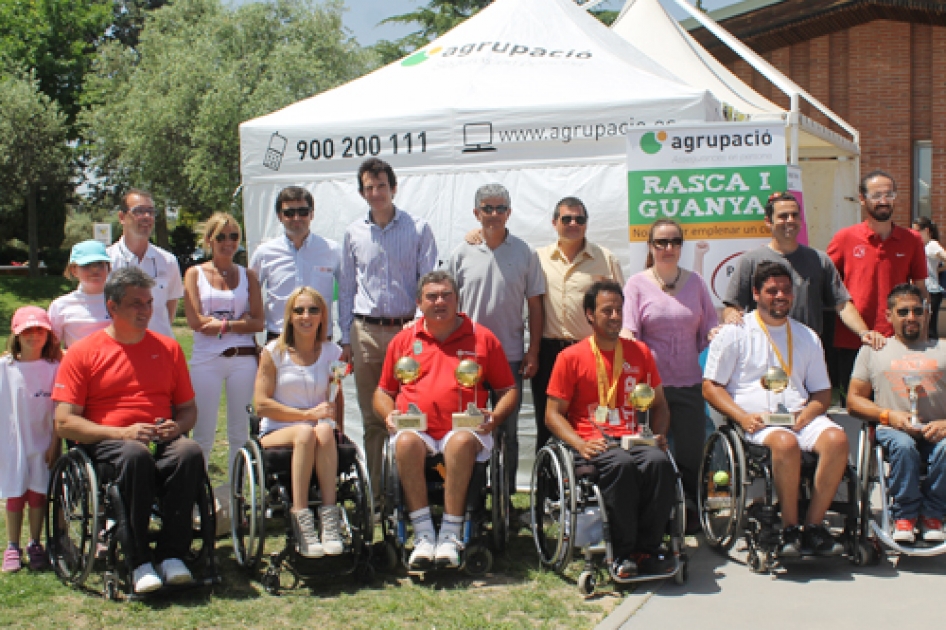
[281,207,311,219]
[651,237,684,249]
[479,204,509,215]
[292,306,321,315]
[895,307,926,317]
[214,232,240,243]
[559,215,587,226]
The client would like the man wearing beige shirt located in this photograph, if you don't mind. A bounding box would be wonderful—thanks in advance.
[533,196,625,451]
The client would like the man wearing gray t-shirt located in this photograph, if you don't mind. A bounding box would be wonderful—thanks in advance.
[448,183,545,493]
[722,192,882,349]
[848,283,946,544]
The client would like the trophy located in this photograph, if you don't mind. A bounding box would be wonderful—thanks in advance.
[903,375,925,429]
[327,360,350,403]
[760,366,794,426]
[390,357,427,431]
[621,382,657,448]
[452,358,484,430]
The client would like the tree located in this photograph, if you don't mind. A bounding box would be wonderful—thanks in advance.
[374,0,491,65]
[0,74,73,276]
[82,0,377,236]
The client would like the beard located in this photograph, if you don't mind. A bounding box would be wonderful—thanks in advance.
[901,325,921,342]
[866,203,893,222]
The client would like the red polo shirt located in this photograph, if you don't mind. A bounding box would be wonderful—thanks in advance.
[546,337,661,441]
[378,314,514,439]
[827,222,926,349]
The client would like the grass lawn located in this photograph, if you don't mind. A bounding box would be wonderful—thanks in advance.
[0,279,630,628]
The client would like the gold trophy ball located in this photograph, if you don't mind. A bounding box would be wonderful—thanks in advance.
[394,356,422,384]
[760,366,789,394]
[455,359,483,387]
[629,383,656,412]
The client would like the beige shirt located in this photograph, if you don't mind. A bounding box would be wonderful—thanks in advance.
[537,239,625,340]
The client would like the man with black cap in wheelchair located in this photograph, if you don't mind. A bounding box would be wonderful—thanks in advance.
[704,261,849,556]
[545,279,676,578]
[53,267,204,594]
[848,283,946,544]
[374,270,517,570]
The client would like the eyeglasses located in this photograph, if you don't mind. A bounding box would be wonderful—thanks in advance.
[423,291,454,302]
[479,204,509,215]
[281,207,311,218]
[292,306,320,315]
[128,206,157,217]
[214,232,240,243]
[866,192,897,202]
[558,215,587,226]
[651,237,684,249]
[895,306,926,317]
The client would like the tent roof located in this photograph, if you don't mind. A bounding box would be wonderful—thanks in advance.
[241,0,717,132]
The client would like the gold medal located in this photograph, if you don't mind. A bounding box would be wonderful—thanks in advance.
[589,336,624,420]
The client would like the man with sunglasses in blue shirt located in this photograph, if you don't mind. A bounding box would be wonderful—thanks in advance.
[250,186,341,342]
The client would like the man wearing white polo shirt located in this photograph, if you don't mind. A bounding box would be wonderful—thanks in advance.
[250,186,341,341]
[107,189,183,339]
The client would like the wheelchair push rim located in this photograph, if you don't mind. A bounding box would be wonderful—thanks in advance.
[47,448,101,588]
[231,441,266,568]
[530,443,576,572]
[698,428,745,552]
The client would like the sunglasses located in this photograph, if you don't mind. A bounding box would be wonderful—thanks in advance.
[214,232,240,243]
[651,237,684,249]
[895,306,926,317]
[128,206,157,217]
[281,207,311,218]
[559,215,587,226]
[292,306,321,315]
[479,204,509,215]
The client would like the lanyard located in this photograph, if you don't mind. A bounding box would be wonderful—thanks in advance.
[589,336,624,412]
[755,310,792,377]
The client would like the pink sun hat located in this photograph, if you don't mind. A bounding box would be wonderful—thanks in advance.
[11,306,53,336]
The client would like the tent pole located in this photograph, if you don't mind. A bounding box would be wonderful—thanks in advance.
[790,94,800,166]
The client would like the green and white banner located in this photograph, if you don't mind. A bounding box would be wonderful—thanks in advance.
[626,122,793,304]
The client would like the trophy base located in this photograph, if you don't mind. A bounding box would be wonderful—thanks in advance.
[621,434,657,449]
[393,413,427,432]
[763,412,795,426]
[452,413,482,431]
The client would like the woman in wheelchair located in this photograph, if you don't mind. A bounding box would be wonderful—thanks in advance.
[254,286,345,558]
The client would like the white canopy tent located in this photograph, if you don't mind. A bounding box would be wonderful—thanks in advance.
[612,0,862,249]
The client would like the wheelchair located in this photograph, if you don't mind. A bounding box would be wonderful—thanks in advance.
[529,439,688,596]
[698,418,877,573]
[230,412,374,594]
[377,430,509,575]
[857,419,946,558]
[46,445,218,600]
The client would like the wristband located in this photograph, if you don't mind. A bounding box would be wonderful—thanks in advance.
[879,408,890,426]
[218,317,229,339]
[318,419,337,430]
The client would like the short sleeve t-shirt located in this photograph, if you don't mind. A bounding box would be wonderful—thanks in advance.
[851,338,946,420]
[704,312,830,414]
[48,288,111,348]
[546,337,662,440]
[53,330,195,428]
[925,240,945,293]
[723,244,850,336]
[378,315,515,439]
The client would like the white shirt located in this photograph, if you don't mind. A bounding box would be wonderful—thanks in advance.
[925,240,945,293]
[0,358,58,499]
[107,238,184,338]
[191,265,256,364]
[704,312,830,414]
[48,287,110,348]
[250,232,341,336]
[259,340,342,437]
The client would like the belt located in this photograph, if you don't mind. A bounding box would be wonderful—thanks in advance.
[355,313,414,327]
[542,338,578,350]
[220,346,258,358]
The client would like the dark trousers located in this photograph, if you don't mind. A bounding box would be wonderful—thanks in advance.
[835,347,859,405]
[931,292,943,339]
[531,339,574,453]
[84,437,204,569]
[664,384,706,507]
[575,445,675,558]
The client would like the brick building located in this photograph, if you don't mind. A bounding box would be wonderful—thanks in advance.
[686,0,946,230]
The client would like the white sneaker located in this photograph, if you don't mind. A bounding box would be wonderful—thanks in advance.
[158,558,193,585]
[291,508,324,558]
[434,532,462,569]
[319,505,345,556]
[408,533,435,570]
[132,562,163,594]
[921,517,946,543]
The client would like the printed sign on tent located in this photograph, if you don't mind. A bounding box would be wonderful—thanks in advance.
[625,122,802,306]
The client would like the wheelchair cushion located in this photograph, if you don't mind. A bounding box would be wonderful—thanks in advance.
[574,463,599,483]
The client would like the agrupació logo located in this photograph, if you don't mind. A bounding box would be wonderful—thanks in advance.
[402,46,443,67]
[640,131,667,155]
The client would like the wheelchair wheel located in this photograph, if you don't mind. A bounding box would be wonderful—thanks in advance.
[489,437,509,553]
[349,443,375,551]
[530,443,575,572]
[185,470,217,569]
[380,438,400,546]
[463,544,493,576]
[698,428,745,551]
[47,449,100,587]
[231,441,266,569]
[577,570,596,597]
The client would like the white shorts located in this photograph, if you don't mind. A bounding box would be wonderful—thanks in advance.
[392,430,493,463]
[744,415,840,452]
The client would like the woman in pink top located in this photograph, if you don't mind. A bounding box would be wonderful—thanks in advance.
[621,219,717,531]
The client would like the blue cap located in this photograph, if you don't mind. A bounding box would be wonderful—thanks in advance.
[70,240,111,266]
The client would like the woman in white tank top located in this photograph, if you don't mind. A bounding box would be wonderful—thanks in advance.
[254,287,345,558]
[183,213,264,475]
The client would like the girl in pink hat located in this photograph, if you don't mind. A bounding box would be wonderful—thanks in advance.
[0,306,62,573]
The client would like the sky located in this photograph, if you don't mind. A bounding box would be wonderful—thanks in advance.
[228,1,744,46]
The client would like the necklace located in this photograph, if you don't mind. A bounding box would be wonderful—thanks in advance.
[652,266,682,292]
[211,259,235,279]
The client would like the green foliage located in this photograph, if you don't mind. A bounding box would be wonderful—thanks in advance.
[373,0,491,64]
[590,9,619,26]
[83,0,377,221]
